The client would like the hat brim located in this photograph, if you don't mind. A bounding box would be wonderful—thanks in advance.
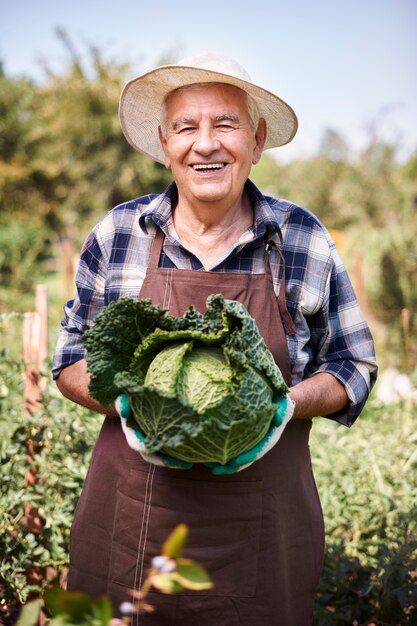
[119,65,298,164]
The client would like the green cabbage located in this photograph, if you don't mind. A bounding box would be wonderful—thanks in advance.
[83,294,288,465]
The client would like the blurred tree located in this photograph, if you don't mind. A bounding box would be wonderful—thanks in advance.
[251,130,417,367]
[0,33,416,368]
[356,155,417,368]
[252,129,352,229]
[319,128,349,163]
[0,30,171,248]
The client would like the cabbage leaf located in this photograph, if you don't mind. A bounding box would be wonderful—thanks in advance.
[84,294,288,464]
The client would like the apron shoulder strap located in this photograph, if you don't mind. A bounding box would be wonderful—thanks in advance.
[148,227,165,269]
[264,235,296,337]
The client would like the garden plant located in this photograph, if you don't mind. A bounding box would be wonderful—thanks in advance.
[0,347,415,624]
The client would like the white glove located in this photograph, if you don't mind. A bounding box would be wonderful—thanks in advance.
[115,394,294,474]
[115,394,192,469]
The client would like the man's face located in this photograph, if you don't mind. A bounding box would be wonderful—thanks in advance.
[159,83,266,209]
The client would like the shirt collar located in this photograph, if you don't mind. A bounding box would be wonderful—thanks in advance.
[138,181,178,234]
[138,179,282,241]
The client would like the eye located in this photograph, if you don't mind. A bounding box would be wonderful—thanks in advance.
[216,123,235,131]
[177,126,196,134]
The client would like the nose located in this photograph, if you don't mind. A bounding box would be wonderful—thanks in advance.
[192,125,221,155]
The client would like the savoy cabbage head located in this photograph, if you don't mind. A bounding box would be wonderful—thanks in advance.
[84,294,288,465]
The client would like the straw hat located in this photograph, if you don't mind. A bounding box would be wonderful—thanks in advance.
[119,52,298,164]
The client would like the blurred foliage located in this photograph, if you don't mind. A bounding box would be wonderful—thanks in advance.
[252,136,417,371]
[0,344,415,624]
[0,32,416,367]
[311,403,417,624]
[0,30,171,247]
[15,592,113,626]
[0,352,102,624]
[15,525,212,626]
[0,218,50,290]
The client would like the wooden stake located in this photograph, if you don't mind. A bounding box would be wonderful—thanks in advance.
[22,286,50,623]
[23,311,42,415]
[35,283,49,388]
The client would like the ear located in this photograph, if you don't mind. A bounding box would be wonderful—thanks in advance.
[252,118,267,165]
[158,126,171,169]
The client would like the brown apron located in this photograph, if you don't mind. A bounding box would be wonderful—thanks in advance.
[68,229,325,626]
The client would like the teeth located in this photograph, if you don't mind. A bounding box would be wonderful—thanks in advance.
[193,163,224,170]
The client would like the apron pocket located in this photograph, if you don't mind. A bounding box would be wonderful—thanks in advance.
[109,466,263,598]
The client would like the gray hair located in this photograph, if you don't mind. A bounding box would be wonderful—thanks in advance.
[159,82,261,137]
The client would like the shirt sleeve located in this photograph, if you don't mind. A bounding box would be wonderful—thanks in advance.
[304,239,378,427]
[51,225,107,379]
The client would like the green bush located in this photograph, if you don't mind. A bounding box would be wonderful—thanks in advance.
[0,355,101,622]
[0,219,50,290]
[311,401,417,623]
[0,349,416,624]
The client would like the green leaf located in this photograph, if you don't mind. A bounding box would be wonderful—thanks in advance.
[84,297,176,407]
[44,588,94,619]
[15,599,41,626]
[43,588,113,625]
[48,618,74,626]
[86,294,288,465]
[149,572,184,594]
[175,558,214,591]
[162,523,189,558]
[91,596,114,624]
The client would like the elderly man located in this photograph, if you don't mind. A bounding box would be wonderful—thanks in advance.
[53,53,377,625]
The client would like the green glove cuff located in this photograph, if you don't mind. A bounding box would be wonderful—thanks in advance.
[272,395,289,426]
[208,462,244,476]
[116,393,133,419]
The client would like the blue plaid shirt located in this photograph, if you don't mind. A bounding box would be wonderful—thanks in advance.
[52,180,377,426]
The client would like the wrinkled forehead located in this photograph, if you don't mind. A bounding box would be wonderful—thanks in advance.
[161,83,259,135]
[164,82,250,115]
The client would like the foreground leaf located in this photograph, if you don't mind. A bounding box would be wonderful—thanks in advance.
[15,599,41,626]
[175,558,214,590]
[162,523,188,559]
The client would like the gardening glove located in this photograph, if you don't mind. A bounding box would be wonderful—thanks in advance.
[205,395,295,475]
[115,394,193,469]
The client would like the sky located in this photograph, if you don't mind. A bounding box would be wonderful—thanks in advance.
[1,0,416,162]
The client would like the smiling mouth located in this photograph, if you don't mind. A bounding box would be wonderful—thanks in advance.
[192,163,226,171]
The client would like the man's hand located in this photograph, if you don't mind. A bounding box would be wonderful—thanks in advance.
[116,393,294,475]
[289,372,349,420]
[55,359,119,416]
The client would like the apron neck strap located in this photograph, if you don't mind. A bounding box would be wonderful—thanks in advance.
[264,234,296,337]
[150,227,296,337]
[148,227,165,268]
